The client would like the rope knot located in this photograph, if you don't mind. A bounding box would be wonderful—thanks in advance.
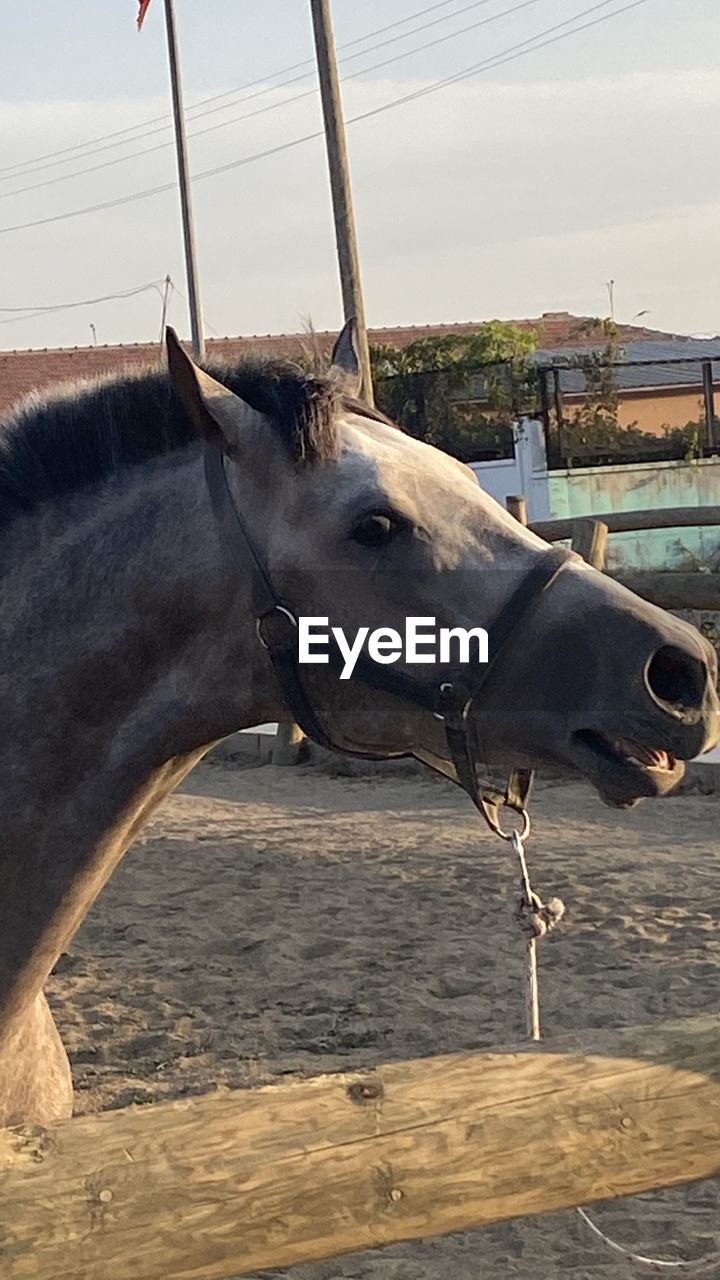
[515,890,565,939]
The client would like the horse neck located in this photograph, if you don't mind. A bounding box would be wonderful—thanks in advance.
[0,448,275,1035]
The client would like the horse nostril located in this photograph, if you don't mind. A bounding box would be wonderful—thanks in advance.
[645,644,709,716]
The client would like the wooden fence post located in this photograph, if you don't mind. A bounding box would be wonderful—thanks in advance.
[571,517,608,570]
[272,722,306,766]
[506,495,528,526]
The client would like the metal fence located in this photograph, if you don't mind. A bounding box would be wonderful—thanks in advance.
[538,356,720,469]
[374,356,720,469]
[373,362,523,463]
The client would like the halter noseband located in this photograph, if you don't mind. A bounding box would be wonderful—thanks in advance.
[204,444,572,837]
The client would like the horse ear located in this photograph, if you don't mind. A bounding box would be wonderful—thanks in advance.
[165,327,264,451]
[329,317,363,399]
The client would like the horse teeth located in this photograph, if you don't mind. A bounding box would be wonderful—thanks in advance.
[613,739,673,770]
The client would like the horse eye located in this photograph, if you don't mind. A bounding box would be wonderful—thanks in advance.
[351,512,400,548]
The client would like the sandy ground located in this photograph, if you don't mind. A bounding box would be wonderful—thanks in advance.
[47,760,720,1280]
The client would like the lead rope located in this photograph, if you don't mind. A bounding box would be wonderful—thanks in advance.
[508,822,720,1275]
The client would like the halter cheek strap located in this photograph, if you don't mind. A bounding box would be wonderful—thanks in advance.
[204,444,572,837]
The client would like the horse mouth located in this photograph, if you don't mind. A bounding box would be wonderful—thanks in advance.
[572,729,684,806]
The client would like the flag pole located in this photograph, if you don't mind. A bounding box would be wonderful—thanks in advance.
[162,0,205,361]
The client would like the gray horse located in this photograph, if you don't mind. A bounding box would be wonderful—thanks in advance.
[0,324,716,1127]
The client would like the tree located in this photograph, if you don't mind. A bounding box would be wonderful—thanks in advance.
[370,323,538,461]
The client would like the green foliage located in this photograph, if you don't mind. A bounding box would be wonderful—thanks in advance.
[558,319,704,464]
[661,419,704,463]
[560,413,705,466]
[371,322,537,376]
[370,323,538,460]
[561,317,624,453]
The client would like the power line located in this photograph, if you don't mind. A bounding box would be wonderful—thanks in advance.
[0,0,654,239]
[0,279,166,312]
[0,0,515,193]
[169,282,221,338]
[0,0,545,202]
[351,0,652,112]
[0,279,168,327]
[0,90,319,202]
[0,0,473,180]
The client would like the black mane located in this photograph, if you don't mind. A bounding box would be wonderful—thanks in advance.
[0,355,340,530]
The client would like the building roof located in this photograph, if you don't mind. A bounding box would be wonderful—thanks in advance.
[540,338,720,395]
[0,312,715,420]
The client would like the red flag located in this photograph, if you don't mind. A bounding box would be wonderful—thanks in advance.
[137,0,152,30]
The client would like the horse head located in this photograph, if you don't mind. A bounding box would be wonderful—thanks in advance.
[168,324,720,813]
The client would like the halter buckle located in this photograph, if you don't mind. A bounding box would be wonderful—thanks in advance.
[256,605,298,653]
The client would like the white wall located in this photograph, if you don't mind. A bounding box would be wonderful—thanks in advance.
[471,419,551,520]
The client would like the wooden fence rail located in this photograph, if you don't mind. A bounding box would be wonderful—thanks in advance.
[501,502,720,611]
[2,1015,720,1280]
[567,519,720,607]
[613,572,720,611]
[530,505,720,542]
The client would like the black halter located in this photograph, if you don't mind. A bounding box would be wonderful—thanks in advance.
[205,445,572,838]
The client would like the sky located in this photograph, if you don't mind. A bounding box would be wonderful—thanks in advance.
[1,0,719,350]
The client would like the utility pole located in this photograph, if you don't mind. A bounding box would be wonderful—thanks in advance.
[158,274,173,346]
[163,0,205,361]
[310,0,374,404]
[606,278,615,322]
